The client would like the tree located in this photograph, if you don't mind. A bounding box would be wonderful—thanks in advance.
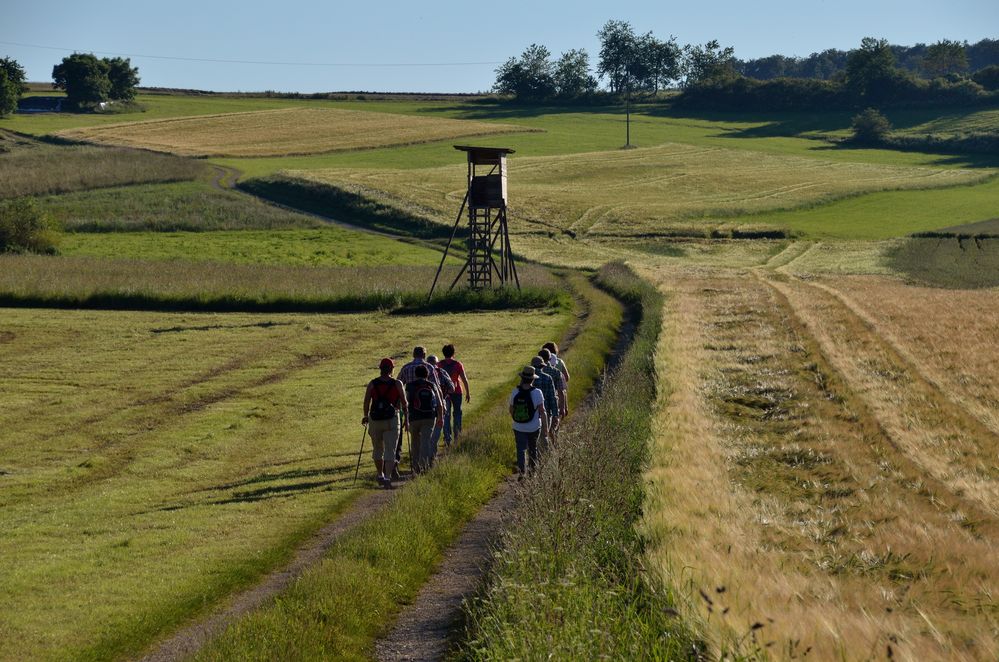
[597,20,639,93]
[0,198,59,254]
[921,40,968,78]
[845,37,897,99]
[636,34,682,92]
[105,57,140,100]
[683,40,736,86]
[972,64,999,91]
[851,107,891,144]
[52,53,111,109]
[493,44,555,100]
[553,49,597,97]
[0,57,27,117]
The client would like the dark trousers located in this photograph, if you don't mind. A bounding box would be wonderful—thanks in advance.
[514,429,540,474]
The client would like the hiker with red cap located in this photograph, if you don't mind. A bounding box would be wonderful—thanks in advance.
[362,357,408,489]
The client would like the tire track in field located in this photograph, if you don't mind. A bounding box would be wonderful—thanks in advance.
[759,270,999,523]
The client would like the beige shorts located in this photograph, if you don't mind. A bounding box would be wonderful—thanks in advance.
[368,416,399,463]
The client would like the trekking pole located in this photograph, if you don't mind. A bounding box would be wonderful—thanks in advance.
[353,422,369,485]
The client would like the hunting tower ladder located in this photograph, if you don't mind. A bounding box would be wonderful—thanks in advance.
[428,146,519,298]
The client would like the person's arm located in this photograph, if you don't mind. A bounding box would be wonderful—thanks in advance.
[435,388,445,427]
[362,383,373,425]
[537,399,549,438]
[460,365,470,403]
[397,379,409,430]
[560,361,570,384]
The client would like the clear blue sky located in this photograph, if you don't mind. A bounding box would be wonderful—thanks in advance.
[3,0,996,93]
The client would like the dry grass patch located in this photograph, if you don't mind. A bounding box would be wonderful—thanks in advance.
[293,143,987,238]
[55,107,533,157]
[813,275,999,436]
[639,263,999,661]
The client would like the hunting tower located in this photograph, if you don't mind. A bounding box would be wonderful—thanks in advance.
[429,146,519,298]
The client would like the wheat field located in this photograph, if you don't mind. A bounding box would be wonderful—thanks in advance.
[294,142,988,237]
[55,107,532,157]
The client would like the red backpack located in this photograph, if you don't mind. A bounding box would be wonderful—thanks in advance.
[369,379,401,420]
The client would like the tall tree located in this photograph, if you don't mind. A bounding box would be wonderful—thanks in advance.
[597,20,639,93]
[921,40,968,77]
[641,34,682,91]
[845,37,897,99]
[0,57,27,117]
[683,40,736,86]
[493,44,555,100]
[554,49,597,97]
[52,53,111,109]
[105,57,140,100]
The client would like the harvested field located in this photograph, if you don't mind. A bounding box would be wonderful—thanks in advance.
[292,142,987,238]
[640,263,999,661]
[0,306,566,661]
[55,107,533,157]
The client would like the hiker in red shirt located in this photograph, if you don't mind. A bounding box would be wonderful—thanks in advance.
[362,358,408,489]
[439,344,470,447]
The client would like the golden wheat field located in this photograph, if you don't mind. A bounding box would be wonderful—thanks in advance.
[55,107,531,157]
[293,143,988,237]
[639,258,999,662]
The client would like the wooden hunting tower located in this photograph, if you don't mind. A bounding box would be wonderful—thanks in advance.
[428,146,519,298]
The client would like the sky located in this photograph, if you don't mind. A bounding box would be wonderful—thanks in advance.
[3,0,997,93]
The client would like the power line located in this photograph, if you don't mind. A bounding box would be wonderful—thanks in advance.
[0,39,503,67]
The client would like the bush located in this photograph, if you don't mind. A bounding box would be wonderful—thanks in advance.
[972,65,999,91]
[851,107,892,144]
[0,199,59,254]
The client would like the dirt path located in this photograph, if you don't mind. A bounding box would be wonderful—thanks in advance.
[137,476,408,662]
[375,478,518,662]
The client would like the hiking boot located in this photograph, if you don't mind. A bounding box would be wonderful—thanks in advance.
[376,474,386,486]
[383,478,394,490]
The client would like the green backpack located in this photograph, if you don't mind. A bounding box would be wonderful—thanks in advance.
[511,387,536,424]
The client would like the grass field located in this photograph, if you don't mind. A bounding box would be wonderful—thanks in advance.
[0,133,207,199]
[35,181,326,232]
[55,107,535,158]
[288,143,989,239]
[0,305,568,661]
[59,229,452,267]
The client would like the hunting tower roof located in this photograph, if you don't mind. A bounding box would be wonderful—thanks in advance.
[453,145,515,164]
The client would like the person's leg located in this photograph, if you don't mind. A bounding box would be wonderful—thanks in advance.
[431,419,443,450]
[451,393,463,441]
[394,424,403,477]
[369,421,385,480]
[527,429,540,472]
[382,419,398,487]
[419,420,437,471]
[442,397,453,446]
[514,430,528,475]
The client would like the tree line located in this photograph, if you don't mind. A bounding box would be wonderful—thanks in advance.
[0,53,140,117]
[735,38,999,81]
[494,20,735,100]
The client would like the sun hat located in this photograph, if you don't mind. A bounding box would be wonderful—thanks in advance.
[427,355,439,364]
[520,366,536,380]
[379,357,395,371]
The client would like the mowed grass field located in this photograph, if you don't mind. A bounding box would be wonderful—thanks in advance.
[54,107,534,157]
[0,305,567,661]
[290,143,990,239]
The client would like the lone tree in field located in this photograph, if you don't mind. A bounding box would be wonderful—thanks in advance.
[52,53,140,110]
[851,107,892,144]
[0,56,27,117]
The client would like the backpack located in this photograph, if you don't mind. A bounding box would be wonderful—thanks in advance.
[369,379,400,421]
[408,379,438,418]
[511,387,537,424]
[435,366,455,398]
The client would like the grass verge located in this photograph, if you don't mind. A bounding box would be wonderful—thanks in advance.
[454,262,700,660]
[190,271,623,661]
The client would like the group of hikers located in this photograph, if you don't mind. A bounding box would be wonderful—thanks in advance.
[361,342,570,488]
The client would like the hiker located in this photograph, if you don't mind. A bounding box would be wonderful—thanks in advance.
[396,346,445,477]
[439,344,470,447]
[538,347,566,440]
[542,342,570,417]
[361,358,408,489]
[427,354,455,449]
[508,366,548,478]
[530,356,558,449]
[406,364,444,472]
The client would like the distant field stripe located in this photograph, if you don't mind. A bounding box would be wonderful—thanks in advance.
[55,107,538,158]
